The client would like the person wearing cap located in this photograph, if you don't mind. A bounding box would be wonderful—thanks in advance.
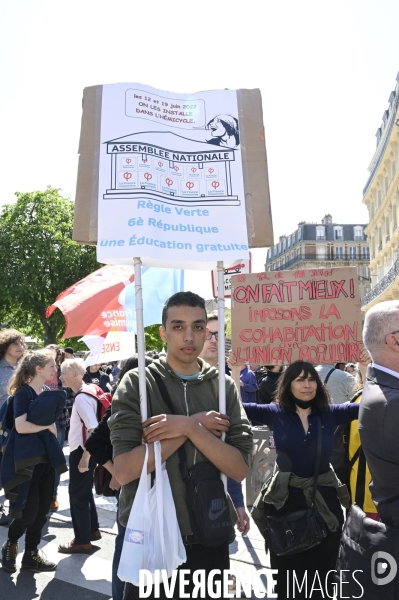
[64,347,74,359]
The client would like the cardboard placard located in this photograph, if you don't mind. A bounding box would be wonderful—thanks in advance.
[231,267,363,365]
[73,85,273,252]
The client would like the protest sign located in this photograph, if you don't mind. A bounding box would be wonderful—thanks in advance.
[211,254,251,298]
[73,84,273,263]
[81,331,136,367]
[231,267,363,365]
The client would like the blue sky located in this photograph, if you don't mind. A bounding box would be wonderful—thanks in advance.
[0,0,398,285]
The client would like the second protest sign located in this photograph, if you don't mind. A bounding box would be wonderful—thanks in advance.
[231,267,363,365]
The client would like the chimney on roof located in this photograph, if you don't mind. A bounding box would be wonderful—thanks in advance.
[322,214,332,224]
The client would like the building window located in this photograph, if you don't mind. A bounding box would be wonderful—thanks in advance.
[354,226,363,241]
[317,245,326,259]
[335,246,343,259]
[316,226,325,241]
[349,247,357,259]
[362,247,370,259]
[334,226,343,240]
[298,228,302,241]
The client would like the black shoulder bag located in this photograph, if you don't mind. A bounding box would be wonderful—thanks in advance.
[264,417,328,556]
[151,371,232,547]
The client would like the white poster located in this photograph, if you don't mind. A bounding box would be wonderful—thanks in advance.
[97,83,249,269]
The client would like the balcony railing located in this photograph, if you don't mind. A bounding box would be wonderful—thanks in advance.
[361,255,399,306]
[269,253,370,271]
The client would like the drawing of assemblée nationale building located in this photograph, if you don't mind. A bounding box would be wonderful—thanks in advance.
[102,131,240,207]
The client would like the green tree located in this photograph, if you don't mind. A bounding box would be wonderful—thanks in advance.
[144,324,164,351]
[0,187,101,344]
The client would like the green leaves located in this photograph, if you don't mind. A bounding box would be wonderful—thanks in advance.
[0,187,101,344]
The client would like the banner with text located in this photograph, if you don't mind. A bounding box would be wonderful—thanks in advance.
[231,267,363,365]
[97,83,249,269]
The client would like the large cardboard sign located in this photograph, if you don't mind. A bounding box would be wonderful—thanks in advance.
[73,85,273,261]
[231,267,363,365]
[96,84,250,268]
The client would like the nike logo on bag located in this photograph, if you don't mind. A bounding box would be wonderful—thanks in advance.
[209,499,228,520]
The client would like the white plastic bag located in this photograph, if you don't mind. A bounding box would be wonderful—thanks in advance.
[117,441,187,585]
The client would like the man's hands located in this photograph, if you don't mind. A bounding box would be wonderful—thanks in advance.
[78,451,90,473]
[191,411,230,438]
[142,411,230,443]
[236,506,250,536]
[142,414,192,444]
[358,348,372,386]
[109,475,121,491]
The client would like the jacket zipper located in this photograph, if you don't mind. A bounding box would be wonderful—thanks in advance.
[182,381,197,464]
[182,381,189,416]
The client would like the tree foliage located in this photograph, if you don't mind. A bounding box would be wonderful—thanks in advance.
[0,187,101,344]
[144,324,164,351]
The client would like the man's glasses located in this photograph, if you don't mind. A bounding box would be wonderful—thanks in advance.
[206,331,218,341]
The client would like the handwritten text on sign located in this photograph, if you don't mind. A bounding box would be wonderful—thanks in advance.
[231,267,363,365]
[125,89,206,129]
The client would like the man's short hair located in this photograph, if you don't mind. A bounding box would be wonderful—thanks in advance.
[61,358,85,376]
[363,300,399,357]
[162,292,206,327]
[206,310,227,330]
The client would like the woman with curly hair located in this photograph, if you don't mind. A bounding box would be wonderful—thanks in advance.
[0,329,26,407]
[241,360,360,599]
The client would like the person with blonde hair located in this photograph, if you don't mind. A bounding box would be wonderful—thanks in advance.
[1,350,67,573]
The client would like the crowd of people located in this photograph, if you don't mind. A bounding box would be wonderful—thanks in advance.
[0,294,397,599]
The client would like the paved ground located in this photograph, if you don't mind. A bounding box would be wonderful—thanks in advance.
[0,445,274,599]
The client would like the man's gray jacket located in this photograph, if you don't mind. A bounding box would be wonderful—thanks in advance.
[359,366,399,526]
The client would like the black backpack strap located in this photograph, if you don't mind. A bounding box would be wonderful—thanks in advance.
[349,446,361,469]
[151,370,189,480]
[311,418,323,505]
[354,446,367,508]
[324,368,335,385]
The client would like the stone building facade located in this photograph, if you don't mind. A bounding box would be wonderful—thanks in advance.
[265,215,371,298]
[361,72,399,310]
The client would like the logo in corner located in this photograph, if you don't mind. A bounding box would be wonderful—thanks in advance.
[371,551,397,585]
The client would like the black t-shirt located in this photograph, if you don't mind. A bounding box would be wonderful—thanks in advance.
[83,370,111,393]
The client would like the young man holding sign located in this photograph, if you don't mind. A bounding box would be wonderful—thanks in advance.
[109,292,252,599]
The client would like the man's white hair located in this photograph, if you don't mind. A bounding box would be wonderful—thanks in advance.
[363,300,399,357]
[61,358,86,376]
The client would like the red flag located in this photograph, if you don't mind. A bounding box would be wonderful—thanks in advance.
[46,265,135,338]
